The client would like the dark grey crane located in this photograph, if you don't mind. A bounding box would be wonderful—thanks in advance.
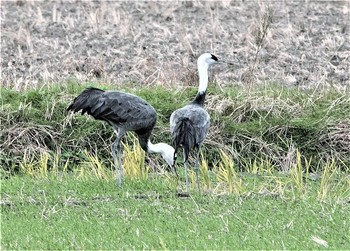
[170,53,220,191]
[67,87,175,186]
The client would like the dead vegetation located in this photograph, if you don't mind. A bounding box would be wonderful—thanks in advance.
[1,1,349,90]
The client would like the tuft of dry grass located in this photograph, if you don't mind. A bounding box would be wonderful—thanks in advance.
[0,123,59,159]
[242,6,273,86]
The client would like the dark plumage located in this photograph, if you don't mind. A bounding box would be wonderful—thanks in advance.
[67,87,156,151]
[67,87,175,186]
[171,105,210,162]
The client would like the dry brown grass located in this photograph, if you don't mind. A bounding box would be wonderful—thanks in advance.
[1,1,349,90]
[1,122,58,163]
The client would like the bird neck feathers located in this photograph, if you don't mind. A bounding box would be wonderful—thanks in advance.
[198,63,209,93]
[192,91,206,106]
[194,59,209,106]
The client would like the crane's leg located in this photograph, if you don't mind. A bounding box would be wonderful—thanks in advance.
[112,128,125,186]
[194,146,201,192]
[183,149,189,192]
[172,158,179,186]
[111,138,122,186]
[172,154,179,178]
[173,165,179,179]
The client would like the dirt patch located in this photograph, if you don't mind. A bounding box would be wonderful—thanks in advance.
[1,1,349,90]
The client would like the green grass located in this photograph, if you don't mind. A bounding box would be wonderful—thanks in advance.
[1,174,349,250]
[1,82,349,249]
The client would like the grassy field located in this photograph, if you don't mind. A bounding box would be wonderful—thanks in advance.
[2,170,350,250]
[1,82,350,249]
[1,1,350,250]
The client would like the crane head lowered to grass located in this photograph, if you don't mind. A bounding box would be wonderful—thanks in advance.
[170,52,230,192]
[67,87,175,186]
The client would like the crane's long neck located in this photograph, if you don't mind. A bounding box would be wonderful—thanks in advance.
[138,136,167,155]
[137,138,174,167]
[147,141,174,165]
[192,62,209,106]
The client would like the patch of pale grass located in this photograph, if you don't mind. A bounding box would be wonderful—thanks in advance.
[10,144,349,203]
[122,134,148,181]
[78,150,111,180]
[214,150,244,195]
[290,150,310,197]
[207,92,303,122]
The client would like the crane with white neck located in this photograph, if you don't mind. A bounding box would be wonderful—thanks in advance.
[67,87,175,186]
[170,53,224,191]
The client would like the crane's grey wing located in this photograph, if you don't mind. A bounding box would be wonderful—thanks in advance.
[92,92,157,126]
[190,108,210,145]
[67,87,105,113]
[170,104,210,145]
[68,89,157,129]
[170,110,180,133]
[170,106,191,133]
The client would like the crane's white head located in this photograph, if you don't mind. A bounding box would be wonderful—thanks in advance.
[197,53,219,69]
[157,143,175,167]
[197,53,219,93]
[148,142,175,167]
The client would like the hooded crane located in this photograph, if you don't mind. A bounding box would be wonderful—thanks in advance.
[67,87,175,186]
[170,53,219,191]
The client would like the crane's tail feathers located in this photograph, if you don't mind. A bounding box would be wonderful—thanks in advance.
[67,87,105,115]
[172,118,195,162]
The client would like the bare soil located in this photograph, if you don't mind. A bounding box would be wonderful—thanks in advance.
[1,1,349,90]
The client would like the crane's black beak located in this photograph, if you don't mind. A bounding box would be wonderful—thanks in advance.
[218,60,234,66]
